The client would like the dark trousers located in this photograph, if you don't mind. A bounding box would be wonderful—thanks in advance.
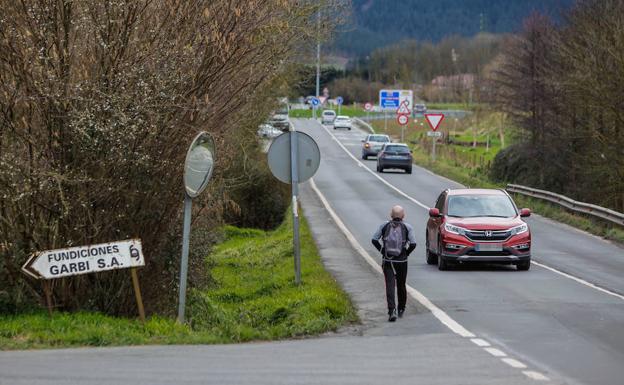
[382,260,408,313]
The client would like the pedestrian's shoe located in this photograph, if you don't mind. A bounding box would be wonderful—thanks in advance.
[388,309,397,322]
[398,309,405,318]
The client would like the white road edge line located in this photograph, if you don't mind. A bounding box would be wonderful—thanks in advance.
[531,261,624,301]
[309,178,474,338]
[484,347,507,357]
[318,120,624,303]
[471,338,491,347]
[523,371,550,381]
[502,358,528,369]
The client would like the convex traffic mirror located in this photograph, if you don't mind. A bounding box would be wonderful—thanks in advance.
[184,132,215,198]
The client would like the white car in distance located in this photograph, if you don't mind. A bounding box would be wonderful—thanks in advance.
[321,110,336,125]
[333,115,352,130]
[257,124,282,139]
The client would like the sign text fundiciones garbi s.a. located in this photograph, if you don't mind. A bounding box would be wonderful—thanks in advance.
[22,239,145,280]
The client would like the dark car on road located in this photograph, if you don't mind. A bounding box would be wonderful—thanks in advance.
[361,134,390,159]
[426,189,532,271]
[414,103,427,114]
[376,143,412,174]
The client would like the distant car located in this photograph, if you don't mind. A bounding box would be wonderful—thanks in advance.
[269,104,290,131]
[333,115,352,130]
[257,124,282,139]
[426,188,532,271]
[321,110,336,124]
[361,134,391,159]
[414,103,427,114]
[376,143,412,173]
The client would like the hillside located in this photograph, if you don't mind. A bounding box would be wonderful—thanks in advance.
[334,0,573,55]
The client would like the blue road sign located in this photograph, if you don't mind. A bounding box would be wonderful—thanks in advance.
[336,96,343,105]
[311,97,320,107]
[379,90,400,108]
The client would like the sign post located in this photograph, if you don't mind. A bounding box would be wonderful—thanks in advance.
[364,102,373,122]
[267,130,320,285]
[178,132,215,323]
[425,113,445,162]
[396,101,411,142]
[21,239,147,320]
[311,97,320,120]
[336,96,343,115]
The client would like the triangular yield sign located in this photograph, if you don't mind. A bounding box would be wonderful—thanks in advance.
[425,113,445,131]
[396,100,410,115]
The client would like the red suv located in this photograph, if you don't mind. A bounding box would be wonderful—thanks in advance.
[426,188,532,271]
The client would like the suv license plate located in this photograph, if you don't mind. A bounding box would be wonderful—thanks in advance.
[475,243,503,252]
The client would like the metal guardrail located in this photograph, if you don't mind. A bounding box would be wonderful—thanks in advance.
[353,117,375,134]
[506,184,624,227]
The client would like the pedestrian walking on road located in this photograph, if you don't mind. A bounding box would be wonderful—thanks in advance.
[372,205,417,322]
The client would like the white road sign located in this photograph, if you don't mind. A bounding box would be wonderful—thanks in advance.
[22,239,145,279]
[427,131,443,137]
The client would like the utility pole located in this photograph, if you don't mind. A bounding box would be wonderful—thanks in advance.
[315,10,321,119]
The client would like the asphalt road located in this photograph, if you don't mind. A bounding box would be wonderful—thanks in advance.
[295,118,624,385]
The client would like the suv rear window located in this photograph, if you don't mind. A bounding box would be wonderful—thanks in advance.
[369,135,389,142]
[383,145,410,153]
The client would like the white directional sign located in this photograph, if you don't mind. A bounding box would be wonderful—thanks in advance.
[22,239,145,279]
[425,113,445,131]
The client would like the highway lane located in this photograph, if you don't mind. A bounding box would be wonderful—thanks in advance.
[294,118,624,385]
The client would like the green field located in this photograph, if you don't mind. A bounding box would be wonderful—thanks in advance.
[289,105,370,118]
[0,212,357,350]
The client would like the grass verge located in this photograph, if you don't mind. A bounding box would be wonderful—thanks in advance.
[0,211,357,350]
[289,105,370,118]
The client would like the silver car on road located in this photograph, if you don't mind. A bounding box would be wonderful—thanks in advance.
[361,134,391,159]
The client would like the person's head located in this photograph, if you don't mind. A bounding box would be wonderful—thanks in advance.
[390,205,405,221]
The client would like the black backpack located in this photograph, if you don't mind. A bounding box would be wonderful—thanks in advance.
[382,221,408,258]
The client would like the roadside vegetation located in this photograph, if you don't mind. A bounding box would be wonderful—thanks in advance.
[0,213,357,350]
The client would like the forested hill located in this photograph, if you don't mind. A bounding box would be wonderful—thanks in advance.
[335,0,573,55]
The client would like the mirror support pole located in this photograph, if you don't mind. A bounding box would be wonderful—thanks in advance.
[177,193,193,323]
